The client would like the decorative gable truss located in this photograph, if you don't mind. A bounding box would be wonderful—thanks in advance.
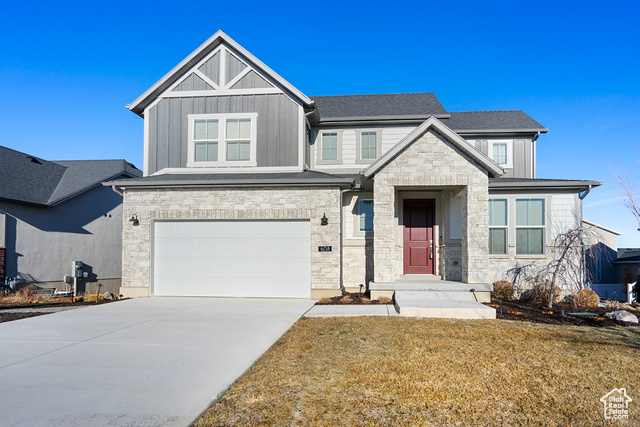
[161,45,283,99]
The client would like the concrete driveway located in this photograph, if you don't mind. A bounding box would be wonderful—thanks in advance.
[0,297,315,426]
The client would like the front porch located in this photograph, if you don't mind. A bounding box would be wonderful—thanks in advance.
[370,276,495,319]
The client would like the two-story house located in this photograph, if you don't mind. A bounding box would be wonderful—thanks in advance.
[108,31,601,301]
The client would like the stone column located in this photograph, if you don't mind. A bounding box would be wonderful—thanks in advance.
[461,178,489,283]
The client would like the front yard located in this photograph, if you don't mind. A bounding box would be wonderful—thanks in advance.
[195,317,639,426]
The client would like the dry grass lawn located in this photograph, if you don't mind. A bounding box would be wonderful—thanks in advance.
[194,318,639,426]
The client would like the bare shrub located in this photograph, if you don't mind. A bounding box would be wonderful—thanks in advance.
[17,284,38,299]
[572,289,600,308]
[528,279,561,306]
[318,297,332,304]
[378,296,392,304]
[492,280,514,300]
[338,295,353,304]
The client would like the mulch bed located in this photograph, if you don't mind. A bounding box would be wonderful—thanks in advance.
[0,299,118,324]
[490,298,640,327]
[315,291,390,305]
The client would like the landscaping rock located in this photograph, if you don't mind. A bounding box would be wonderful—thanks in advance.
[103,291,114,301]
[604,310,639,323]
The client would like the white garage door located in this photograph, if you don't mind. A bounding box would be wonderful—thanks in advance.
[152,220,311,298]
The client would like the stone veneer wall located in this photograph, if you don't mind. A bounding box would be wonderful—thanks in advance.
[121,186,341,296]
[442,244,462,281]
[342,244,373,290]
[373,129,490,284]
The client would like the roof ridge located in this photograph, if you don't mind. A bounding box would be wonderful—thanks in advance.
[449,110,524,114]
[311,92,436,98]
[52,158,128,162]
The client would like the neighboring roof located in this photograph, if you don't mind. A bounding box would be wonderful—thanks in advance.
[311,93,448,123]
[445,111,548,134]
[363,116,504,179]
[0,145,141,206]
[106,170,355,189]
[613,255,640,264]
[48,160,142,205]
[490,178,603,191]
[127,30,313,116]
[582,219,623,236]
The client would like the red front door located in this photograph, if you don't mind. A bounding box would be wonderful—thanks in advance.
[403,199,435,274]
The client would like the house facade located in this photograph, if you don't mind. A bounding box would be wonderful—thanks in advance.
[0,146,141,294]
[110,31,601,299]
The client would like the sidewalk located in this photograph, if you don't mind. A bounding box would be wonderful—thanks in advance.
[304,304,399,317]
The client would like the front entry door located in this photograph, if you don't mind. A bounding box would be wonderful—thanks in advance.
[403,199,435,274]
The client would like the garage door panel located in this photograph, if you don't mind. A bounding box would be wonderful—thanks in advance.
[153,220,311,298]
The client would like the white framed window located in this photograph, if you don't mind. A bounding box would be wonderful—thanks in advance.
[516,198,545,255]
[356,130,381,163]
[317,130,342,165]
[489,199,507,255]
[489,140,513,169]
[187,113,257,167]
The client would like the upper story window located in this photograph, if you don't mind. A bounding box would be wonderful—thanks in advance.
[516,198,545,255]
[356,130,381,163]
[187,113,257,167]
[489,199,507,255]
[489,141,513,169]
[317,130,342,165]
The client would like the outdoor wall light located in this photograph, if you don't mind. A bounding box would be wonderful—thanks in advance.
[320,213,328,226]
[129,214,139,226]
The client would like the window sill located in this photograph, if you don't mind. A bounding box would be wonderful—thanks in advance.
[186,161,257,168]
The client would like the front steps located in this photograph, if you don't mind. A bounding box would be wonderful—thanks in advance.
[370,278,496,319]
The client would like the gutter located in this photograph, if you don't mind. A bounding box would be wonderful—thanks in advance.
[579,184,592,200]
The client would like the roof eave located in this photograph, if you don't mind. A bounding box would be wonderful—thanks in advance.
[489,180,604,191]
[105,177,355,189]
[455,128,549,136]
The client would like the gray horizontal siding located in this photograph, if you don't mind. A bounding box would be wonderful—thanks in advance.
[147,94,300,173]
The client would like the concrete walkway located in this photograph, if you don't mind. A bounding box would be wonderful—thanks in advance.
[304,304,399,317]
[0,297,314,427]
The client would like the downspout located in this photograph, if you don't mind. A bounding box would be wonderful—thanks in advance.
[532,132,540,179]
[111,185,123,197]
[579,185,592,200]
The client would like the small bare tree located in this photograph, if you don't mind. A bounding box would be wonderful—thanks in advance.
[534,226,600,309]
[610,161,640,231]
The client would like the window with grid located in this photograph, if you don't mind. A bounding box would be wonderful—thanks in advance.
[225,118,251,161]
[491,143,508,165]
[193,119,219,162]
[360,132,377,160]
[516,198,545,255]
[489,199,507,255]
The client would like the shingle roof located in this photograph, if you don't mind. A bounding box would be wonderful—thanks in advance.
[311,93,447,122]
[0,146,141,206]
[490,177,602,190]
[107,170,356,188]
[445,111,547,133]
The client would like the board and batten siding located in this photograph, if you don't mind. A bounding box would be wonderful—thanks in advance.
[146,93,300,174]
[472,138,535,179]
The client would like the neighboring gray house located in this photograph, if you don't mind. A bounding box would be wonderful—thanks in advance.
[109,30,602,299]
[0,146,141,294]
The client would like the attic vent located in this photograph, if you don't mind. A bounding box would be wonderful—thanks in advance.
[27,156,42,165]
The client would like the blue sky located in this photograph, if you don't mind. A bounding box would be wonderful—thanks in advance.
[1,0,639,245]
